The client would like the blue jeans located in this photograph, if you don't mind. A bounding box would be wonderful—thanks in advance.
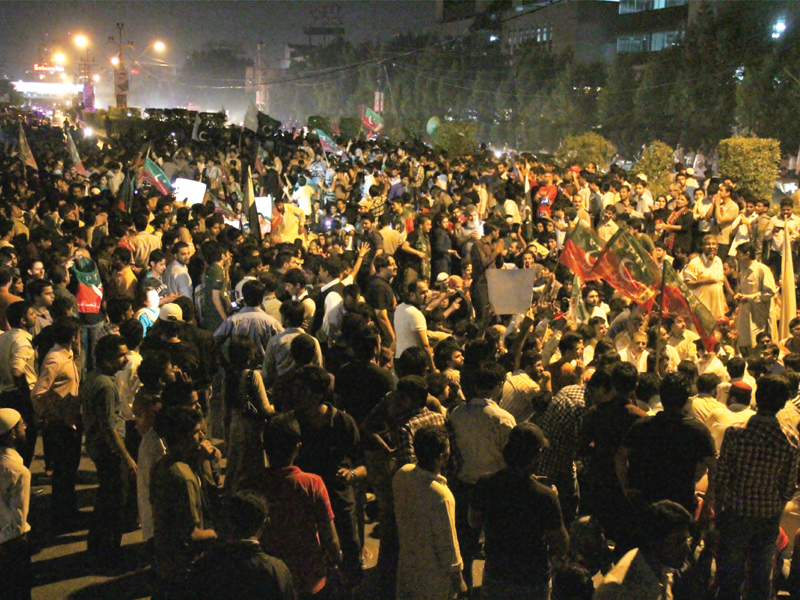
[716,511,781,600]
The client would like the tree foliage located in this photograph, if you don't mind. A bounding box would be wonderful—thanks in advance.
[554,132,616,170]
[432,121,477,156]
[631,141,674,197]
[718,137,781,202]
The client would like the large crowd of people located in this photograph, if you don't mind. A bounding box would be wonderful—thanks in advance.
[1,109,800,600]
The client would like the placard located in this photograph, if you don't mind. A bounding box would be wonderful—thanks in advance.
[486,268,538,315]
[173,178,207,205]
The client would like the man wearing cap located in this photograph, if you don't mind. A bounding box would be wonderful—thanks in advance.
[469,422,568,600]
[0,407,31,600]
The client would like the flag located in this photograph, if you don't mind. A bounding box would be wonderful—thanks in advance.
[244,102,281,137]
[18,122,37,170]
[192,113,202,142]
[661,261,717,351]
[66,129,88,177]
[244,102,259,133]
[316,129,338,154]
[558,222,604,282]
[140,155,172,195]
[243,165,261,241]
[586,228,661,310]
[254,146,266,176]
[361,107,384,133]
[781,242,796,340]
[570,274,590,324]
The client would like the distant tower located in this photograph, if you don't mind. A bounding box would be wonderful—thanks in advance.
[304,2,345,45]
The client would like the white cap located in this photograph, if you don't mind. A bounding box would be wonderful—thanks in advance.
[159,303,184,323]
[0,408,21,437]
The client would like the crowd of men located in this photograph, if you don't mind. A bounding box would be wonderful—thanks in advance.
[2,110,800,600]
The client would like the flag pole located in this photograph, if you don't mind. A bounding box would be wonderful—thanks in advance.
[654,259,667,377]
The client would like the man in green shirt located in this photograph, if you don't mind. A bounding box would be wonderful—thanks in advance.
[202,242,232,332]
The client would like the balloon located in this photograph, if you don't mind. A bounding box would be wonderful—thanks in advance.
[426,116,441,137]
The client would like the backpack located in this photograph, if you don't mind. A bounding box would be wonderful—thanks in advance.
[70,257,103,314]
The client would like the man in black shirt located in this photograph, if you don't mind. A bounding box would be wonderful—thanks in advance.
[291,365,365,588]
[364,254,398,350]
[616,372,716,514]
[470,422,569,598]
[187,492,295,600]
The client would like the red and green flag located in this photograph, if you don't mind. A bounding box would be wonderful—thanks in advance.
[66,129,88,177]
[362,106,384,133]
[18,122,37,170]
[316,129,338,154]
[586,228,660,310]
[140,155,172,195]
[559,222,604,282]
[661,261,717,351]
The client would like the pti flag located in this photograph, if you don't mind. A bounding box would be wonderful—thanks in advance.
[140,156,172,195]
[66,130,88,177]
[661,260,717,351]
[586,228,660,310]
[18,122,37,170]
[558,222,603,281]
[781,240,796,341]
[243,166,261,241]
[316,129,338,154]
[362,107,384,133]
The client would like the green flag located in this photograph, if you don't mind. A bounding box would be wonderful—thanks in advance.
[140,156,172,195]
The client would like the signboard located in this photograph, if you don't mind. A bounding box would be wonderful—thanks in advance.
[82,84,95,112]
[114,68,129,108]
[486,268,538,315]
[172,178,207,205]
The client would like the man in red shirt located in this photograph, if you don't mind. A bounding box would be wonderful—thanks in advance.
[250,414,342,597]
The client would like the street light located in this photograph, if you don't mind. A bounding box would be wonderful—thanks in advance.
[153,41,165,52]
[75,35,88,49]
[53,53,66,65]
[110,56,120,66]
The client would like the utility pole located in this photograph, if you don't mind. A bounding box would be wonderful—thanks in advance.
[108,22,130,109]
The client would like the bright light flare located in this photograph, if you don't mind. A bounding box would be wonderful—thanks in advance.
[92,74,100,82]
[153,41,165,52]
[110,56,120,66]
[74,35,88,48]
[84,127,93,137]
[53,53,66,64]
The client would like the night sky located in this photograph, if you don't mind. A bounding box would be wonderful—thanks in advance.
[0,0,436,78]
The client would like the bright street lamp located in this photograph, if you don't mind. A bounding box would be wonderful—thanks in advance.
[92,74,100,82]
[75,35,88,49]
[53,53,66,65]
[153,41,165,52]
[110,56,120,66]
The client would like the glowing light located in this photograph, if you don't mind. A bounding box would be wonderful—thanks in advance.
[153,41,165,52]
[110,56,120,66]
[84,127,93,137]
[53,53,66,64]
[74,35,88,48]
[60,73,67,80]
[92,74,100,82]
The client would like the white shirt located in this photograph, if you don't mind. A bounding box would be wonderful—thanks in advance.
[704,404,755,452]
[0,446,31,544]
[394,303,428,358]
[0,328,36,393]
[448,397,516,484]
[137,427,166,541]
[393,464,462,600]
[116,350,142,421]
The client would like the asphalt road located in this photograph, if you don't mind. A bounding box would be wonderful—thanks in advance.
[27,436,484,600]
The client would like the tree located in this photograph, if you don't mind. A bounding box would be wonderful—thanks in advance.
[718,137,780,202]
[631,141,674,197]
[554,132,616,170]
[432,121,477,156]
